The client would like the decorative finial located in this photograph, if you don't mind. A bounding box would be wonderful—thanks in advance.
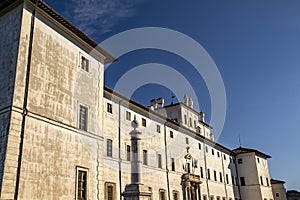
[131,115,139,130]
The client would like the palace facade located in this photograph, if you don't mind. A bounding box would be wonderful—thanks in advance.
[0,1,287,200]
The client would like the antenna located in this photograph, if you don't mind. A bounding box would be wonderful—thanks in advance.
[171,93,175,104]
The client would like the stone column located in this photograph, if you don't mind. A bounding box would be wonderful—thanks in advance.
[122,117,152,200]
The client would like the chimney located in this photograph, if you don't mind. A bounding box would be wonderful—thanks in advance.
[183,95,188,105]
[188,98,193,109]
[200,111,205,122]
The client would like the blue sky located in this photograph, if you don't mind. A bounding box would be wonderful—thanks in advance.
[45,0,300,190]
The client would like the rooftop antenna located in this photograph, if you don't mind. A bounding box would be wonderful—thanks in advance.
[171,93,175,105]
[238,133,242,148]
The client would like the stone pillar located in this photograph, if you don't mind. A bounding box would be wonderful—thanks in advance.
[122,117,152,200]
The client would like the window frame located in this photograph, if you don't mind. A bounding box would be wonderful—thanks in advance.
[76,166,88,200]
[80,55,90,72]
[126,111,131,121]
[79,104,88,132]
[107,103,112,114]
[107,139,113,157]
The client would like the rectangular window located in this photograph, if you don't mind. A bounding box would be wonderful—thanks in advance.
[240,177,246,186]
[157,125,161,133]
[214,170,217,181]
[206,146,208,153]
[81,56,89,72]
[189,117,192,127]
[107,139,112,157]
[173,191,179,200]
[126,111,131,121]
[260,176,263,185]
[257,157,260,163]
[237,158,243,164]
[219,172,223,182]
[266,178,269,186]
[159,189,166,200]
[203,195,208,200]
[217,152,220,157]
[76,167,88,200]
[226,174,229,184]
[212,149,215,155]
[105,182,116,200]
[158,154,162,168]
[170,131,173,138]
[200,167,204,178]
[223,155,226,160]
[198,143,201,150]
[276,193,279,197]
[143,150,148,165]
[184,115,187,124]
[126,145,130,161]
[171,158,175,171]
[107,103,112,113]
[79,105,88,131]
[194,120,197,128]
[185,137,189,144]
[207,169,211,179]
[142,118,146,127]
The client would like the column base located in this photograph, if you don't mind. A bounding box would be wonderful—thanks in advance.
[122,183,152,200]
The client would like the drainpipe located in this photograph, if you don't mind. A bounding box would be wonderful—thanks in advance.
[15,1,39,199]
[221,149,228,199]
[164,122,171,200]
[118,100,122,200]
[203,126,210,199]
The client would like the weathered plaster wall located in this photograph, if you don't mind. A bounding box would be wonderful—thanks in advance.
[0,4,23,198]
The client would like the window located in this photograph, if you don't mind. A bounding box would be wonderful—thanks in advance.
[226,174,229,184]
[203,195,208,200]
[126,111,131,121]
[126,145,130,161]
[206,147,208,153]
[232,176,235,185]
[79,105,88,131]
[217,152,220,157]
[275,193,279,197]
[257,157,260,163]
[142,118,146,127]
[184,115,187,124]
[105,182,116,200]
[260,176,263,185]
[212,149,215,155]
[107,139,112,157]
[170,131,173,138]
[240,177,245,186]
[198,143,201,149]
[211,196,214,200]
[189,118,192,127]
[173,191,179,200]
[159,189,166,200]
[185,137,189,144]
[214,170,217,181]
[223,155,226,160]
[266,178,269,186]
[200,167,204,178]
[194,120,197,128]
[171,158,175,171]
[76,167,88,200]
[217,197,220,200]
[157,125,161,133]
[107,103,112,113]
[207,169,211,179]
[237,158,243,164]
[219,172,223,182]
[80,56,89,72]
[143,150,148,165]
[158,154,162,168]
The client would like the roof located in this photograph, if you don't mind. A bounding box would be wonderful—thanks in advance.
[232,147,271,158]
[0,0,116,64]
[270,179,286,184]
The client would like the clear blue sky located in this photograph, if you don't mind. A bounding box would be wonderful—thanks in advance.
[45,0,300,190]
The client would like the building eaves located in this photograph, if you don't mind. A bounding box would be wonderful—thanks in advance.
[270,179,286,184]
[232,147,271,159]
[0,0,116,64]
